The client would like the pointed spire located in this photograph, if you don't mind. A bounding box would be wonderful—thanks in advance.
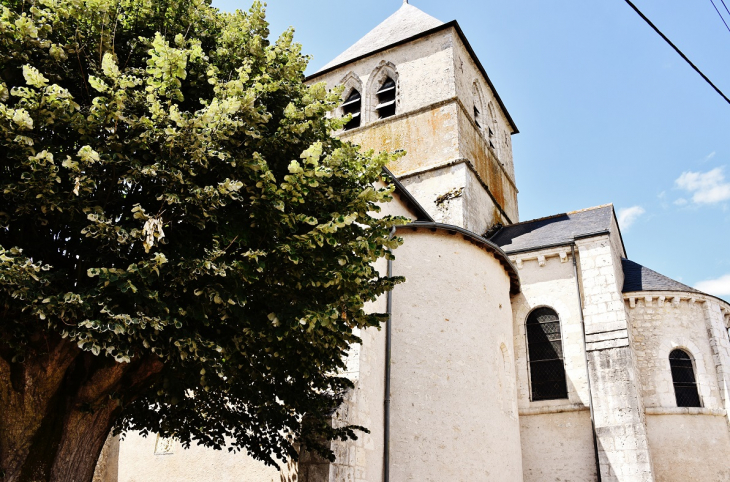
[316,2,443,72]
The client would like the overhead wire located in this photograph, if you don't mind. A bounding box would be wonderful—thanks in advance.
[721,0,730,17]
[710,0,730,34]
[622,0,730,105]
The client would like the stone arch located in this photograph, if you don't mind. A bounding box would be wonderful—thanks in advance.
[522,302,571,345]
[336,71,363,129]
[471,80,486,135]
[657,337,714,409]
[365,60,399,123]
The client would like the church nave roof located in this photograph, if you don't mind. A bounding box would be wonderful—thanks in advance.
[490,204,615,255]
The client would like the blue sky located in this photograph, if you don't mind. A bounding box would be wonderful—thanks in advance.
[212,0,730,301]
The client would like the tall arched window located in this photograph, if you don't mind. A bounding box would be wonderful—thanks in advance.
[342,89,361,131]
[375,77,396,119]
[527,307,568,401]
[669,349,702,407]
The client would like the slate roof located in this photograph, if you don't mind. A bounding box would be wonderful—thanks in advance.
[490,205,615,254]
[621,259,701,294]
[316,3,444,72]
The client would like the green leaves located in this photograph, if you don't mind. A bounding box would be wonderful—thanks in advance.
[22,65,48,88]
[77,145,100,164]
[0,0,407,469]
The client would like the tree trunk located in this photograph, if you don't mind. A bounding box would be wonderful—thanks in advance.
[0,334,162,482]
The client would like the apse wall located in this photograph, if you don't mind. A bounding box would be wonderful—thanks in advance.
[388,228,522,481]
[626,293,730,481]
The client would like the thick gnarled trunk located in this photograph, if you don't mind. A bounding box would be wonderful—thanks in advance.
[0,335,162,482]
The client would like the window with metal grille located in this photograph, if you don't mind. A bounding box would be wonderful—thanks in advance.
[376,78,396,119]
[342,89,361,131]
[527,307,568,401]
[669,349,701,407]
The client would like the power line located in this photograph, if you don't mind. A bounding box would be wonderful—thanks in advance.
[622,0,730,105]
[710,0,730,34]
[721,0,730,18]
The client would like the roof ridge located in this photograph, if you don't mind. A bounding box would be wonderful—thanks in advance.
[566,203,613,216]
[502,204,613,228]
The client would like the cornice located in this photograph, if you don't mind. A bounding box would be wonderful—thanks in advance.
[623,291,730,323]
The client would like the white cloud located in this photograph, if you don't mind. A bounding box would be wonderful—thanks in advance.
[673,198,688,206]
[695,274,730,296]
[617,206,645,229]
[675,167,730,204]
[705,151,716,162]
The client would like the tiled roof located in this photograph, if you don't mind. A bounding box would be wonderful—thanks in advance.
[316,3,443,73]
[490,205,614,254]
[621,259,700,294]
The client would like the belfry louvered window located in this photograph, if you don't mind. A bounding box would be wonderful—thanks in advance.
[342,89,361,131]
[473,105,481,129]
[669,349,702,407]
[527,307,568,401]
[376,77,396,119]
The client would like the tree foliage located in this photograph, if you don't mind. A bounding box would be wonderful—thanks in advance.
[0,0,404,476]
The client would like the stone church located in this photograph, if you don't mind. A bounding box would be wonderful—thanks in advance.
[99,2,730,481]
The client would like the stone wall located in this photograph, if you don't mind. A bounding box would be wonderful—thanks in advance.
[576,233,654,482]
[626,295,720,410]
[645,413,730,482]
[342,97,518,229]
[519,409,597,482]
[344,102,460,180]
[626,292,730,481]
[701,300,730,416]
[399,159,512,235]
[510,247,596,481]
[387,229,523,481]
[116,431,284,482]
[451,31,515,181]
[399,161,467,228]
[455,104,518,224]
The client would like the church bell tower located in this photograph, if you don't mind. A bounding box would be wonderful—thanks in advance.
[306,1,520,234]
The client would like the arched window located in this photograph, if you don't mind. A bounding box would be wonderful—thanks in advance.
[669,349,701,407]
[473,104,482,129]
[526,307,568,401]
[375,77,396,119]
[342,89,361,131]
[487,101,497,151]
[472,81,485,132]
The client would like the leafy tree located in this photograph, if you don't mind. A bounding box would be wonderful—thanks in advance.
[0,0,404,480]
